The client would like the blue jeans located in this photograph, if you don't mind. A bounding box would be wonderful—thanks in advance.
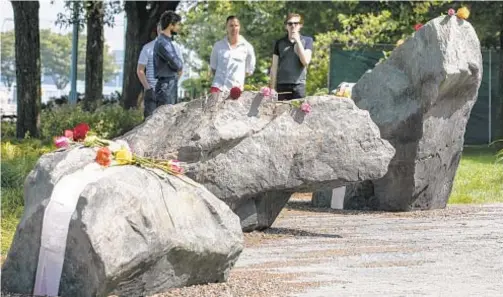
[155,77,178,106]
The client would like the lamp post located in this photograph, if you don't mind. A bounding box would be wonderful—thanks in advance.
[69,2,79,105]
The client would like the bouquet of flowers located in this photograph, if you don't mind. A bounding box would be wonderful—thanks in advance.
[260,87,312,114]
[54,123,184,176]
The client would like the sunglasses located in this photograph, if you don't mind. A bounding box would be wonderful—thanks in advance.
[286,22,300,26]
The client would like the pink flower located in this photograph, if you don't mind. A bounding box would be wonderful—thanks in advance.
[169,160,184,174]
[300,102,312,114]
[64,129,73,139]
[260,87,272,97]
[54,136,70,148]
[448,8,455,16]
[414,23,423,31]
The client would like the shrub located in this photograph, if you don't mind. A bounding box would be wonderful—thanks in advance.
[40,103,143,141]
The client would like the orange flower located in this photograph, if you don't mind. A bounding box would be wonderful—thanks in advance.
[96,147,112,167]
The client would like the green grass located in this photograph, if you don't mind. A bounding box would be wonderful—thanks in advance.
[1,139,52,257]
[449,147,503,204]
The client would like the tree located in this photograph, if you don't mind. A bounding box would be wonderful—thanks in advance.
[122,1,180,109]
[56,0,121,107]
[500,3,503,141]
[84,1,105,110]
[11,1,41,138]
[38,29,117,90]
[0,31,15,88]
[40,29,72,89]
[178,1,371,91]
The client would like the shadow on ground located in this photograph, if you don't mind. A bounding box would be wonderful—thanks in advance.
[263,227,342,239]
[285,199,389,215]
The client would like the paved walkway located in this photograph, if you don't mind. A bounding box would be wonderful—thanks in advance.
[236,200,503,297]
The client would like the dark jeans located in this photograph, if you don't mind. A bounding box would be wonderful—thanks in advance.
[156,77,178,103]
[143,88,156,119]
[144,78,178,119]
[276,83,306,101]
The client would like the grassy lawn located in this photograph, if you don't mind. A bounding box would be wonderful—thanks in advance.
[1,144,501,258]
[449,146,503,204]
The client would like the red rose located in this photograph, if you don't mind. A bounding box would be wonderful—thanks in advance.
[414,23,423,31]
[230,87,242,100]
[73,123,90,141]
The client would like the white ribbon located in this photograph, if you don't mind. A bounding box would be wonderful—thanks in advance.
[33,162,114,296]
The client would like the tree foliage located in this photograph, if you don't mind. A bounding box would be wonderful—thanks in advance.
[179,1,501,96]
[2,29,116,90]
[55,0,122,29]
[0,31,16,88]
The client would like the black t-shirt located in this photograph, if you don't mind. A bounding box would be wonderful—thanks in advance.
[273,35,313,85]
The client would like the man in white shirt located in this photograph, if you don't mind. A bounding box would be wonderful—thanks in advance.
[209,16,256,93]
[137,22,184,119]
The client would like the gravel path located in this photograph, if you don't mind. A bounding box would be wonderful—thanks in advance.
[156,196,503,297]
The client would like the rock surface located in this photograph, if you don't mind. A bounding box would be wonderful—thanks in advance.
[345,16,483,211]
[1,148,243,297]
[122,93,395,230]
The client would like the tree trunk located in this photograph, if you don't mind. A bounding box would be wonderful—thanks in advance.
[12,1,41,138]
[84,1,105,111]
[122,1,179,109]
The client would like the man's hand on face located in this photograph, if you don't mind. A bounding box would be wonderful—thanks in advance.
[291,32,301,44]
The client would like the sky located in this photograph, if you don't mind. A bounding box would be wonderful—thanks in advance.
[1,0,125,51]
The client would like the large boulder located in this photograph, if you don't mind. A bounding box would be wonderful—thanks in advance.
[344,16,483,211]
[1,148,243,296]
[121,92,395,230]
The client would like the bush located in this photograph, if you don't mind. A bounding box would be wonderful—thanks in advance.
[40,103,143,141]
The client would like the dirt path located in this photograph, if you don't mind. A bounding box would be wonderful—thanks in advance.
[160,197,503,297]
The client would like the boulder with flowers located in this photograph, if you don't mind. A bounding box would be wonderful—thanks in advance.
[121,90,395,231]
[2,123,244,296]
[345,11,482,211]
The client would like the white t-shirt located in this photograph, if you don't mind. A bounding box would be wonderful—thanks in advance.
[210,35,256,91]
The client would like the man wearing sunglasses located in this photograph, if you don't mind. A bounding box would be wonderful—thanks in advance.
[270,13,313,100]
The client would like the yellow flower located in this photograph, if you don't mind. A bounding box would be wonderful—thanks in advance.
[396,39,404,47]
[457,7,470,20]
[115,147,134,165]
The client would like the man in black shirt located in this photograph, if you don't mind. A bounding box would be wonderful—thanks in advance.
[154,11,183,107]
[269,13,313,101]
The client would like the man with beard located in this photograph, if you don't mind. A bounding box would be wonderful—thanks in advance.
[154,11,183,107]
